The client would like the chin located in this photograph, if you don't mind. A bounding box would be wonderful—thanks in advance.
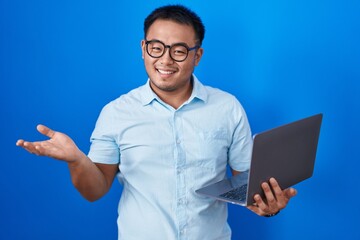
[151,80,176,92]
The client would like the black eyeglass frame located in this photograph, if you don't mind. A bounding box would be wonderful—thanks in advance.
[145,39,199,62]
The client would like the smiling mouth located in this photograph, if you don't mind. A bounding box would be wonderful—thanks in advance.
[157,68,176,75]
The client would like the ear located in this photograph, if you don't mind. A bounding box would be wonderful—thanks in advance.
[194,47,204,66]
[141,40,146,59]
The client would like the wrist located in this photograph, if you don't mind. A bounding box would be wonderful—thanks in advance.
[67,151,88,168]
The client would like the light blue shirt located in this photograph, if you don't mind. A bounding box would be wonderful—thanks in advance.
[88,75,253,240]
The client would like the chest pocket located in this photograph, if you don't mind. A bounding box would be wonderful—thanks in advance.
[185,128,230,172]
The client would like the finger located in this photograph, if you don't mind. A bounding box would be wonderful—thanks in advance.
[37,124,56,139]
[253,194,268,213]
[22,141,41,155]
[284,187,298,198]
[269,178,285,200]
[269,178,282,193]
[16,139,25,147]
[268,178,293,210]
[17,139,37,154]
[261,182,277,207]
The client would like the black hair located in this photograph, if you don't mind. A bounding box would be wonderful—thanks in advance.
[144,4,205,46]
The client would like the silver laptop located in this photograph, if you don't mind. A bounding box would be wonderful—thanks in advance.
[195,113,323,206]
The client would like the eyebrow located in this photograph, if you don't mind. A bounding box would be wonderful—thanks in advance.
[147,39,190,47]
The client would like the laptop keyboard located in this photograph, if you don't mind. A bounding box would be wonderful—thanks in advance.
[219,184,248,202]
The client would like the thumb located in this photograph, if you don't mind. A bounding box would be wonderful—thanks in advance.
[285,188,298,199]
[37,124,56,139]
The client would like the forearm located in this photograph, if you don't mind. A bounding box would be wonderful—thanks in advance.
[67,152,109,202]
[231,169,241,176]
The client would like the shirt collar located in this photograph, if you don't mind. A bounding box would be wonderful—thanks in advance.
[140,74,208,106]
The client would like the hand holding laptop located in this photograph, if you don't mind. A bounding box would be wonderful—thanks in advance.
[247,177,297,217]
[196,114,322,217]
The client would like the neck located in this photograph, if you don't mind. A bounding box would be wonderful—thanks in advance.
[150,78,193,109]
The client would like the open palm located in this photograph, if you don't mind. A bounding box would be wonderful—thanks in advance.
[16,124,83,162]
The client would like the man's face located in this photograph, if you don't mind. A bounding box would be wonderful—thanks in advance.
[141,19,203,95]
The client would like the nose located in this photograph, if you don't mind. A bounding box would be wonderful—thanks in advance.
[159,46,174,64]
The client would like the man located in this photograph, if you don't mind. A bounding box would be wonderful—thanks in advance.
[16,5,297,240]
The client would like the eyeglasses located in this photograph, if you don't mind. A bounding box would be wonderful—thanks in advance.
[145,39,199,62]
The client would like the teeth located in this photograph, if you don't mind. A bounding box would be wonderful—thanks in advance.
[158,69,174,75]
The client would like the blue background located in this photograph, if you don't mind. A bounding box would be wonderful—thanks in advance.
[1,0,359,239]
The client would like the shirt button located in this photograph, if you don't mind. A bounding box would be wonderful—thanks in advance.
[176,139,181,144]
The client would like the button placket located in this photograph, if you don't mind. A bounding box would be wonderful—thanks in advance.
[173,111,187,238]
